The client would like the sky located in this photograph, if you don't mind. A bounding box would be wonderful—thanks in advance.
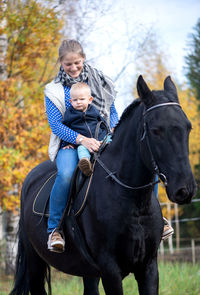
[66,0,200,114]
[131,0,200,81]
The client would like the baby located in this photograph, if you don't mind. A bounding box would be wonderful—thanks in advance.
[62,82,110,176]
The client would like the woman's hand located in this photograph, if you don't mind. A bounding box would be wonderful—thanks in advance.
[76,135,102,153]
[82,137,102,153]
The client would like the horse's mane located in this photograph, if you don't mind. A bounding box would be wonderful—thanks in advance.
[115,98,142,131]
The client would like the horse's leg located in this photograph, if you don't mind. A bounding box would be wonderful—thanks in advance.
[101,273,123,295]
[135,258,159,295]
[83,277,100,295]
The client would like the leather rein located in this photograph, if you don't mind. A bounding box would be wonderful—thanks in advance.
[94,102,181,190]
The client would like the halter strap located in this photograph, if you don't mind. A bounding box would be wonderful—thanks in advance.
[144,102,181,115]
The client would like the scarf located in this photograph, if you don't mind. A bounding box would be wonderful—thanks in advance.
[54,63,117,123]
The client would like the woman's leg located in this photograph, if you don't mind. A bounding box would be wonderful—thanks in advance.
[47,148,78,233]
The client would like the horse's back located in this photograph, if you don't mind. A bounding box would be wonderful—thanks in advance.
[21,160,57,203]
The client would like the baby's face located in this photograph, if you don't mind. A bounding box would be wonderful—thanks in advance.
[70,89,92,112]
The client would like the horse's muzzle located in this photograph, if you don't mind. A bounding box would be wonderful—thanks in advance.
[168,179,197,205]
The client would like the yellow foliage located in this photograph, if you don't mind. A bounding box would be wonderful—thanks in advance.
[0,0,64,211]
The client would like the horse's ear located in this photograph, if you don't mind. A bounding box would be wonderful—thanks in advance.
[137,75,152,106]
[164,76,179,102]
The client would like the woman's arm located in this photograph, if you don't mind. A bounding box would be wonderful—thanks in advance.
[110,102,119,129]
[45,97,78,144]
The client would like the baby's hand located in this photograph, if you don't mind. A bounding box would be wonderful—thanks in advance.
[63,144,75,150]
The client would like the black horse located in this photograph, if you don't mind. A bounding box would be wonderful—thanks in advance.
[10,76,197,295]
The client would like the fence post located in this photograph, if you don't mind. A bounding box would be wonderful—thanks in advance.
[167,203,174,254]
[191,239,196,265]
[174,203,180,252]
[160,240,164,258]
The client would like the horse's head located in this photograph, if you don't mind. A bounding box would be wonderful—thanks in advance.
[137,75,197,204]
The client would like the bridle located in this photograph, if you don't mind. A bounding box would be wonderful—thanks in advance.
[94,102,182,191]
[141,102,181,186]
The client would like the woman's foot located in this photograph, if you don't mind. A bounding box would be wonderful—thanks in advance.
[78,158,93,176]
[162,217,174,240]
[47,230,65,253]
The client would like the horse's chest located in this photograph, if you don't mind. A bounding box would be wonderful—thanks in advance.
[117,222,156,267]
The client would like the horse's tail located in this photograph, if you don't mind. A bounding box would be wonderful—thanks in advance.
[9,222,30,295]
[9,184,51,295]
[9,217,52,295]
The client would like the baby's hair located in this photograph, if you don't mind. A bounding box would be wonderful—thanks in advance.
[58,39,86,62]
[70,82,91,98]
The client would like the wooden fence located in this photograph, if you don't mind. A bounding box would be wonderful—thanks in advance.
[159,238,200,264]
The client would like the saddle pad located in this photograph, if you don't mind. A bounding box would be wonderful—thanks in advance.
[33,168,90,217]
[33,172,57,217]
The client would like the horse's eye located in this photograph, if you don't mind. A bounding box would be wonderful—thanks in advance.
[150,128,162,136]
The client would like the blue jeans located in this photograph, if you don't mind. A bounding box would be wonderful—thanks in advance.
[47,148,78,233]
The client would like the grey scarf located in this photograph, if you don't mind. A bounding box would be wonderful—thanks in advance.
[55,63,117,123]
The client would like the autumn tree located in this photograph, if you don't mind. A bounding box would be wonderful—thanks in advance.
[0,0,64,274]
[182,18,200,238]
[185,18,200,108]
[0,0,63,211]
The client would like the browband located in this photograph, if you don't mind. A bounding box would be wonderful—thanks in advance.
[144,102,181,115]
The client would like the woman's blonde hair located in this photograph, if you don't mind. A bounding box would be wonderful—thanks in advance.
[58,39,86,62]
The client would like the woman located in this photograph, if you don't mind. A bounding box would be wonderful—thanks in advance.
[44,39,119,252]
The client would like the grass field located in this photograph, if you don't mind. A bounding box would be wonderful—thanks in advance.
[1,262,200,295]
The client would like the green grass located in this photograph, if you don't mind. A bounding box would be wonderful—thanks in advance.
[1,262,200,295]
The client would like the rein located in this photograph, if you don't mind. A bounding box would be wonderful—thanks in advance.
[94,153,160,190]
[94,102,181,190]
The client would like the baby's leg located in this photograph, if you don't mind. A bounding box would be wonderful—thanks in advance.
[77,145,93,176]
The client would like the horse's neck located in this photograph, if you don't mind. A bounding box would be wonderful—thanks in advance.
[107,111,152,189]
[104,130,153,210]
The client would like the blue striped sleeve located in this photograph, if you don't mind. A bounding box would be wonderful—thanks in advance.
[45,97,78,144]
[110,102,119,128]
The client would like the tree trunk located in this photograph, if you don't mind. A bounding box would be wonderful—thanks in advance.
[5,211,19,275]
[0,1,7,80]
[0,0,20,275]
[0,207,5,270]
[0,207,4,241]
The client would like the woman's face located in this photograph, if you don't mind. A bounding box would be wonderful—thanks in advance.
[61,52,84,78]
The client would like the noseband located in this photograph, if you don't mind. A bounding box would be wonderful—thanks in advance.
[94,102,181,190]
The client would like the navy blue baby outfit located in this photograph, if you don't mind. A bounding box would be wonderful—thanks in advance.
[62,104,109,145]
